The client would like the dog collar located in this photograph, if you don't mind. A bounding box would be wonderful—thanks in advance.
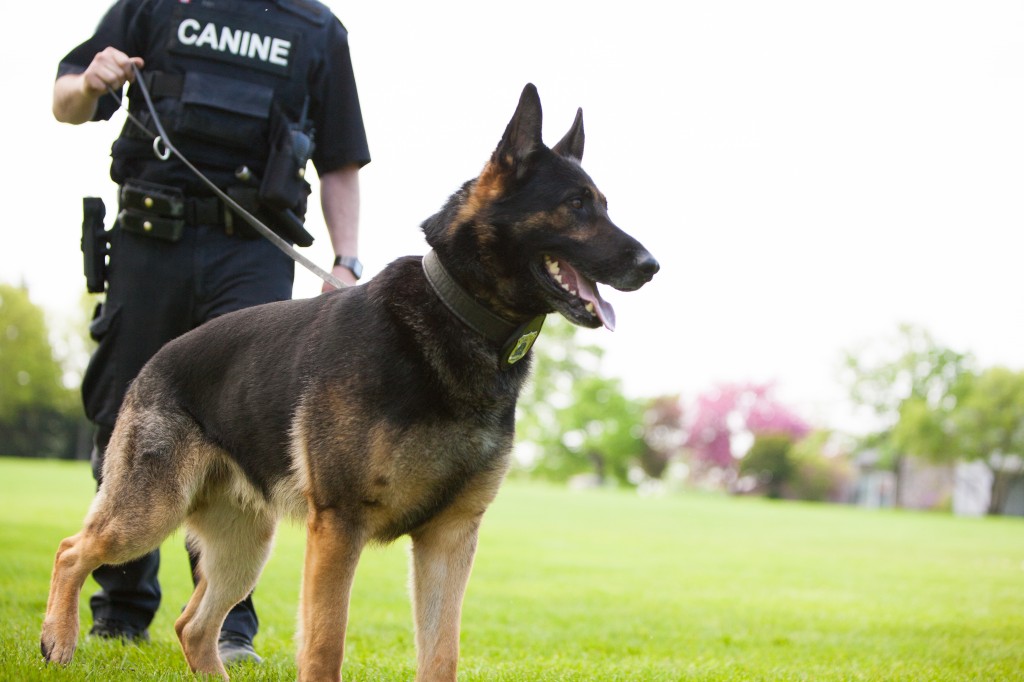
[422,249,545,368]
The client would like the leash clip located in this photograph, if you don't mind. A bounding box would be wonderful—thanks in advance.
[152,136,171,161]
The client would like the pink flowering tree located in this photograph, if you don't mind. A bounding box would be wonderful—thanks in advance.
[684,382,810,482]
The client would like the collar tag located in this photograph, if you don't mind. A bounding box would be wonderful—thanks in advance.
[500,315,545,368]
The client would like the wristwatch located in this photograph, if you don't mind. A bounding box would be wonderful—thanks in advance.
[333,255,363,280]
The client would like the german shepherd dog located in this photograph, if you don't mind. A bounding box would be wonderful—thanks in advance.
[41,84,658,681]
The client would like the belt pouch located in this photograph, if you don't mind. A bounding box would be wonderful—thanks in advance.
[118,208,185,242]
[120,180,185,217]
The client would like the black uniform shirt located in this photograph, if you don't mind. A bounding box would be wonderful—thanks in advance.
[57,0,370,193]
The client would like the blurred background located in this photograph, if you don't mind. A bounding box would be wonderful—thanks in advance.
[2,1,1023,515]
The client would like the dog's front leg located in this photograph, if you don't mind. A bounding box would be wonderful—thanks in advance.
[297,507,363,682]
[410,517,482,682]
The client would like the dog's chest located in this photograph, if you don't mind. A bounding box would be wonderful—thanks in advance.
[297,412,513,541]
[374,419,511,535]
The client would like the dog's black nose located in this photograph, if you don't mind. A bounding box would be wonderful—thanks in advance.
[613,250,660,291]
[636,251,660,279]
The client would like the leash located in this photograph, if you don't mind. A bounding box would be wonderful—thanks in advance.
[106,65,345,290]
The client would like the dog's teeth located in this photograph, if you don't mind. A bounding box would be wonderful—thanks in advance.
[585,302,595,314]
[546,257,576,295]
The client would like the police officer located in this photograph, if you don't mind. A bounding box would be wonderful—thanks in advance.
[53,0,370,664]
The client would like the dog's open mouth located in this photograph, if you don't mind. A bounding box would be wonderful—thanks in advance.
[543,255,616,331]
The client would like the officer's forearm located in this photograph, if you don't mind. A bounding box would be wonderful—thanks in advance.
[53,74,101,125]
[321,165,361,287]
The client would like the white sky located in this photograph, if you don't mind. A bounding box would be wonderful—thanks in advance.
[3,1,1023,434]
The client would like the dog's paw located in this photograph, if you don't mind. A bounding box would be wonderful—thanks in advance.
[40,622,77,665]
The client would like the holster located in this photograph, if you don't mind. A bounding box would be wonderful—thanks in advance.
[81,197,109,293]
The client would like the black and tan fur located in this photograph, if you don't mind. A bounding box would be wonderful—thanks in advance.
[41,84,659,681]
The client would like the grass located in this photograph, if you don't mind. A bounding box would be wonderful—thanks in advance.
[1,457,1022,681]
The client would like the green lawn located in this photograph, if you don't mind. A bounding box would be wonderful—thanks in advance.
[2,457,1021,681]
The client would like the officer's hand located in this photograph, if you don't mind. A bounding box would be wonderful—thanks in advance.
[322,264,358,292]
[82,47,145,97]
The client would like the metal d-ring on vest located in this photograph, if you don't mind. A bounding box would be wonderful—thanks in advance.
[107,63,345,290]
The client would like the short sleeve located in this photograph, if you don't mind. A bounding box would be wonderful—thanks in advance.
[56,0,150,122]
[309,19,371,174]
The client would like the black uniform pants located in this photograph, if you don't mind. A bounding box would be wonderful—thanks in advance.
[82,217,295,637]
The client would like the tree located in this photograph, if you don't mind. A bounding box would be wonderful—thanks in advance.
[739,433,795,498]
[639,395,685,479]
[787,430,855,502]
[842,324,973,503]
[950,368,1024,514]
[684,382,810,484]
[843,324,971,426]
[515,317,601,476]
[552,374,646,484]
[515,317,646,484]
[849,326,1024,515]
[896,366,1024,515]
[0,284,81,457]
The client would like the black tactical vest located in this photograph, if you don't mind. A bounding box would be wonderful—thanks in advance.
[110,0,333,194]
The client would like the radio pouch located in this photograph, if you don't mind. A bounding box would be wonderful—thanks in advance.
[260,100,314,212]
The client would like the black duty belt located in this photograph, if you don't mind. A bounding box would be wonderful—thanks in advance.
[186,195,224,225]
[118,181,267,241]
[184,193,268,238]
[184,193,258,228]
[120,181,261,227]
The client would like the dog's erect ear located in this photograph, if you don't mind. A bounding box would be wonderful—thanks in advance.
[493,83,544,179]
[552,108,585,161]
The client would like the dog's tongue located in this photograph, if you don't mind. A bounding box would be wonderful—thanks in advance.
[557,261,615,331]
[576,275,616,331]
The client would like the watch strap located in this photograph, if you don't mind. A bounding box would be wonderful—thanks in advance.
[333,255,363,280]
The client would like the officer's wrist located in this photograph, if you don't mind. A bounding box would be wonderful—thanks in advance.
[333,255,362,280]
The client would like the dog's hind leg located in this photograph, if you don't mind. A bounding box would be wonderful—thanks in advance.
[175,482,277,679]
[42,495,177,663]
[43,450,197,659]
[40,529,97,664]
[41,416,199,664]
[296,506,364,682]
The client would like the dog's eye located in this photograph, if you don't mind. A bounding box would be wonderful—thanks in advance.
[569,197,584,210]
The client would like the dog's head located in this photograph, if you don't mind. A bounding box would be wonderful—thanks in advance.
[423,83,659,331]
